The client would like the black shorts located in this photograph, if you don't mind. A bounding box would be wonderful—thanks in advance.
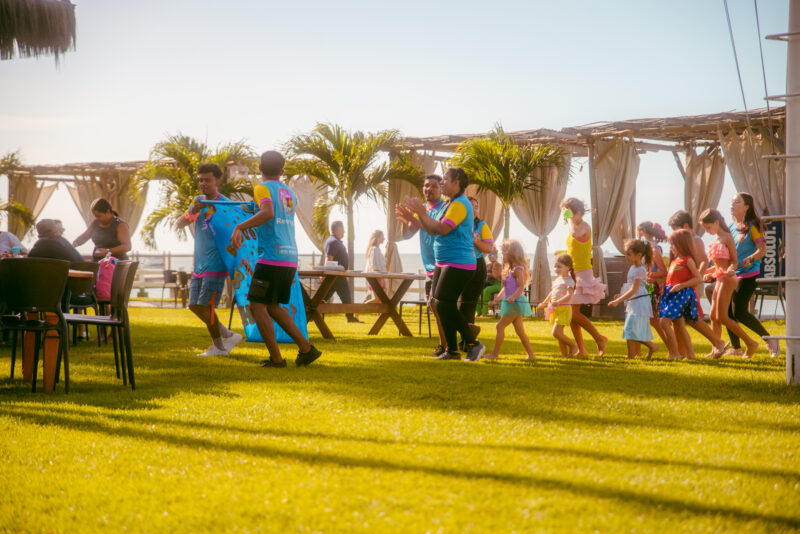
[248,264,296,305]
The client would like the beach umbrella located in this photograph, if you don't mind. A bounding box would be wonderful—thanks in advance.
[0,0,76,62]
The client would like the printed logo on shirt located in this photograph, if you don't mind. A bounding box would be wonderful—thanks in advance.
[278,187,295,215]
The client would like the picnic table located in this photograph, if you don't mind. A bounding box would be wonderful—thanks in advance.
[297,269,425,340]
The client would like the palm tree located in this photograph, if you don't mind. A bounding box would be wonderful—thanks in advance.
[283,123,424,270]
[449,125,567,239]
[133,134,258,249]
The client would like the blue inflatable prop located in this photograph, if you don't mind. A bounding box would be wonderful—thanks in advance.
[199,199,308,344]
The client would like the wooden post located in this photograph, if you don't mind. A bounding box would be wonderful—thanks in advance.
[786,0,800,385]
[588,139,600,276]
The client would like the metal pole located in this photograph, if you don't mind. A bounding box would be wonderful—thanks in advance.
[786,0,800,385]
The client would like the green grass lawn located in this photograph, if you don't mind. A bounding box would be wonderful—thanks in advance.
[0,309,798,533]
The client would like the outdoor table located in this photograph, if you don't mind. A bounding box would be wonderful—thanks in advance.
[297,269,424,340]
[21,269,93,392]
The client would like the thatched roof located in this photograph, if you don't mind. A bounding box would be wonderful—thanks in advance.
[403,106,786,156]
[9,161,151,178]
[0,0,76,62]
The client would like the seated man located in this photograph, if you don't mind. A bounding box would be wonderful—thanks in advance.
[28,219,83,263]
[0,228,27,256]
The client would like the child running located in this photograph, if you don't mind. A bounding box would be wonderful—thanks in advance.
[537,254,578,358]
[560,198,608,356]
[609,239,659,359]
[700,208,760,357]
[636,221,669,350]
[659,229,703,360]
[483,240,535,360]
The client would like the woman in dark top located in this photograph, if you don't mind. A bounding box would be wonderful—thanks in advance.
[73,198,131,261]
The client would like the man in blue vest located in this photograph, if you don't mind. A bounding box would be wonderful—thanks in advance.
[231,151,322,368]
[178,163,242,357]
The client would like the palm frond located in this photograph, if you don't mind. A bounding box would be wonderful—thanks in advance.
[311,194,336,242]
[0,200,34,230]
[134,133,257,249]
[0,150,22,175]
[449,124,567,206]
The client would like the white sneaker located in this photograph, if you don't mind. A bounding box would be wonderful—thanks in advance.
[767,339,780,358]
[223,332,243,352]
[198,345,229,357]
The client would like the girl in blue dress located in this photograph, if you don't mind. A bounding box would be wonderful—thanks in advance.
[609,239,659,359]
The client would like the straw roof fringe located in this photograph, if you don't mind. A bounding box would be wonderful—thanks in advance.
[403,107,786,156]
[0,0,76,62]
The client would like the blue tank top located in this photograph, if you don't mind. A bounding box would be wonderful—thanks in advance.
[253,180,298,267]
[730,221,761,277]
[192,193,229,276]
[433,194,476,269]
[420,199,446,275]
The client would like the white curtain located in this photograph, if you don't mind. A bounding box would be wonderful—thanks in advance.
[465,184,504,240]
[719,126,785,216]
[8,174,57,238]
[385,178,421,292]
[589,138,640,283]
[511,157,571,304]
[288,175,327,253]
[674,145,726,236]
[66,172,148,233]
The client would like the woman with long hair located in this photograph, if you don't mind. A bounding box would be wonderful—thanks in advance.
[363,229,386,303]
[727,193,779,357]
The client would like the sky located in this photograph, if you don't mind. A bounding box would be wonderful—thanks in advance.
[0,0,790,260]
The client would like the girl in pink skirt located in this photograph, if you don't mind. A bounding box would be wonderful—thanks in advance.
[560,198,607,356]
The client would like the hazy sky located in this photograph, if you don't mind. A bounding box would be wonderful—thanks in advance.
[0,0,790,258]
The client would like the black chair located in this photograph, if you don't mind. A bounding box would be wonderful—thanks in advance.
[177,270,191,308]
[161,269,179,307]
[68,261,101,345]
[0,258,71,393]
[399,300,431,337]
[755,281,786,319]
[64,261,139,390]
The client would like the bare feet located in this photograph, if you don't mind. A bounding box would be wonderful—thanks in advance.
[667,353,682,360]
[645,344,659,359]
[568,344,579,358]
[483,353,499,360]
[596,336,608,357]
[744,340,759,359]
[728,348,744,357]
[711,341,730,360]
[525,355,536,360]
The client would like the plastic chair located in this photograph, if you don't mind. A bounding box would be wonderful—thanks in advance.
[68,261,100,345]
[0,258,71,393]
[64,261,139,389]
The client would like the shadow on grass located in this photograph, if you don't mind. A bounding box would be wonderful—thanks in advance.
[1,320,798,421]
[1,403,798,530]
[7,402,800,483]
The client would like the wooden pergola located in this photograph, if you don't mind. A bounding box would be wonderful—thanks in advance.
[402,107,785,156]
